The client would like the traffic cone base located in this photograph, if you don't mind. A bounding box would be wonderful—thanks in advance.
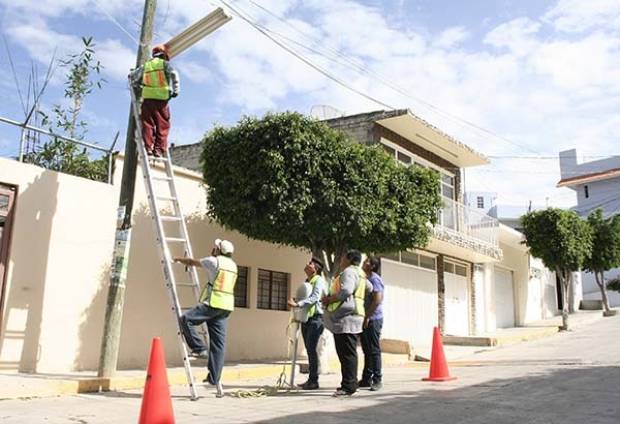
[422,375,457,382]
[139,337,175,424]
[422,326,457,382]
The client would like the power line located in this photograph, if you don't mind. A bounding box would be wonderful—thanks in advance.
[239,0,543,156]
[94,1,140,46]
[217,0,396,110]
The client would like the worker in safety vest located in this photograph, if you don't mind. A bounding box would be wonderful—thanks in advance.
[287,256,326,390]
[173,238,237,398]
[129,45,180,157]
[322,249,372,397]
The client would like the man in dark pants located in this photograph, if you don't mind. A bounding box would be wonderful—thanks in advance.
[173,238,237,398]
[288,257,326,390]
[360,256,385,391]
[323,249,372,397]
[130,45,180,157]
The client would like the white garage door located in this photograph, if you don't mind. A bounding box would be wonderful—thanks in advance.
[495,267,515,328]
[444,261,469,336]
[381,258,438,347]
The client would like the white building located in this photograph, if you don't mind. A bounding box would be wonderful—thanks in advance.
[558,149,620,307]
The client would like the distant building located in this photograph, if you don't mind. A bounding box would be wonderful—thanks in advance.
[464,192,542,232]
[558,149,620,307]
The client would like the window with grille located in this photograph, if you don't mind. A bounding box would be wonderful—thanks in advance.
[477,196,484,208]
[234,266,249,308]
[257,268,289,311]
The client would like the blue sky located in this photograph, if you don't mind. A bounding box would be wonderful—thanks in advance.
[1,0,619,208]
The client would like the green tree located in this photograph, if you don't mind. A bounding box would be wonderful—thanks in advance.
[584,209,620,314]
[25,36,108,182]
[201,112,442,275]
[521,208,593,330]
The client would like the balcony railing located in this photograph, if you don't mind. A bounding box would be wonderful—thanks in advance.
[435,197,500,254]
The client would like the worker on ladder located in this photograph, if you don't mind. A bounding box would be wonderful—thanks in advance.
[130,45,180,157]
[173,238,237,397]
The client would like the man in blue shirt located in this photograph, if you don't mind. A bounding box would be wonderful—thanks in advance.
[360,256,384,391]
[288,257,325,390]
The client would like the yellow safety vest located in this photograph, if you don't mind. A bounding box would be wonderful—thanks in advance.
[306,275,321,318]
[142,58,170,100]
[200,256,238,311]
[327,267,366,316]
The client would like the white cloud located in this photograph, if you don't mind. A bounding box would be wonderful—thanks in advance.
[543,0,620,33]
[435,26,469,49]
[484,17,541,57]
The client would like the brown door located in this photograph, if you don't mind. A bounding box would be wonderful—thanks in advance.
[0,183,17,329]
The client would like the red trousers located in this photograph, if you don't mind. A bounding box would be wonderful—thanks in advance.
[141,99,170,154]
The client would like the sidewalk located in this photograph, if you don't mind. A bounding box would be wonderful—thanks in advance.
[417,310,605,360]
[0,310,606,401]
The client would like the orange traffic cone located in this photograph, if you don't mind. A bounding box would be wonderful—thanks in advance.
[422,327,457,382]
[139,337,175,424]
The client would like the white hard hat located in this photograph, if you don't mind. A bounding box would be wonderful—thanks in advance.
[215,238,234,255]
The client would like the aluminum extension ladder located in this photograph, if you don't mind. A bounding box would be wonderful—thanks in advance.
[128,82,205,400]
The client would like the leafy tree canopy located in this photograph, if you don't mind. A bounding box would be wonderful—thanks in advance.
[521,208,592,273]
[201,112,441,271]
[584,208,620,274]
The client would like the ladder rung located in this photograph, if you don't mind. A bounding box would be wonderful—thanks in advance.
[161,216,182,222]
[153,176,173,182]
[166,237,187,243]
[176,283,197,287]
[149,156,168,162]
[156,195,177,202]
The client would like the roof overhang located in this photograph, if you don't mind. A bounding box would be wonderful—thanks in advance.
[375,111,489,168]
[557,167,620,188]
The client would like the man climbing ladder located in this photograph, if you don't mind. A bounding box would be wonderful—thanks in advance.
[130,45,180,157]
[173,239,238,398]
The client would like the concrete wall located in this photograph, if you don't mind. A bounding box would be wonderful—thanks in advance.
[0,158,117,373]
[109,158,312,369]
[0,157,312,373]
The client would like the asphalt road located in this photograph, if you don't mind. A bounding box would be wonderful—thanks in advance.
[1,314,619,423]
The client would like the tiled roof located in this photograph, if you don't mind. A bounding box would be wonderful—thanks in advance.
[557,167,620,187]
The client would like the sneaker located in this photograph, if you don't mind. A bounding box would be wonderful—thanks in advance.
[358,379,371,388]
[332,388,355,397]
[153,151,162,158]
[189,350,208,359]
[370,381,383,391]
[297,380,319,390]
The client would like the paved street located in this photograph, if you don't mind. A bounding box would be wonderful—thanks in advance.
[1,315,619,423]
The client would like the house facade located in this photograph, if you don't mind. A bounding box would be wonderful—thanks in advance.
[558,148,620,307]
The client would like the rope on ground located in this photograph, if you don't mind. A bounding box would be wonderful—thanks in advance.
[229,317,301,398]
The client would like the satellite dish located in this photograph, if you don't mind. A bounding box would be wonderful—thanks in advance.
[310,105,345,120]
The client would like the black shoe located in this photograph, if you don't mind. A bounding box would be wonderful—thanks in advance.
[297,380,319,390]
[370,381,383,391]
[202,373,215,385]
[189,350,208,359]
[358,379,371,388]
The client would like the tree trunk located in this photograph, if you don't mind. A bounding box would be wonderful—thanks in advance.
[558,268,570,331]
[568,272,575,314]
[596,271,612,313]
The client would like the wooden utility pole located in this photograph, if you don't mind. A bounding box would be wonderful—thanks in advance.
[98,0,157,378]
